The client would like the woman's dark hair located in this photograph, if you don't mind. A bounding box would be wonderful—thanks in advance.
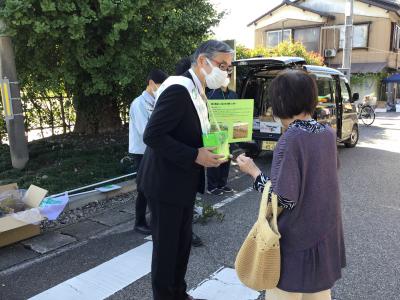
[269,70,318,119]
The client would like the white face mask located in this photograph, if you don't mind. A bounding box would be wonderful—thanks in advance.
[151,85,159,99]
[201,58,229,89]
[152,88,158,99]
[222,77,230,88]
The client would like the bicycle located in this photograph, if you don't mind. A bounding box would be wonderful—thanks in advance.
[357,102,375,126]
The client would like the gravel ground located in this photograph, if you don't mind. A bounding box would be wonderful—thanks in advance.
[40,191,137,232]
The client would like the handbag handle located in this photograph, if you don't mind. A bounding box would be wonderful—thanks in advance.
[258,180,280,236]
[258,181,270,221]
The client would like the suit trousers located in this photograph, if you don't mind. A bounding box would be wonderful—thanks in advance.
[133,154,148,226]
[148,198,193,300]
[206,160,230,191]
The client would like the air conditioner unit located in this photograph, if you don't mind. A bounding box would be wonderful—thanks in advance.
[324,48,337,58]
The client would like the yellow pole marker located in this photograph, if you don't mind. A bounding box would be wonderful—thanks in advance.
[0,82,5,116]
[3,82,11,117]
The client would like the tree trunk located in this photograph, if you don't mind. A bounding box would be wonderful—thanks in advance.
[73,94,122,134]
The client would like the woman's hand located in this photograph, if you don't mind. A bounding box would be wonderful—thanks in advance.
[236,154,262,179]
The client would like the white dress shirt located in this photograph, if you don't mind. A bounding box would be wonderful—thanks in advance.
[129,91,155,154]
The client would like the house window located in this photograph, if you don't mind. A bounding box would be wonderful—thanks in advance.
[293,27,320,52]
[339,24,369,48]
[266,29,291,48]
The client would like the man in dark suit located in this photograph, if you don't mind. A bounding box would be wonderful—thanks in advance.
[175,56,204,248]
[137,40,234,300]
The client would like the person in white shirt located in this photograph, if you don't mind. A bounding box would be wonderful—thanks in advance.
[129,69,168,235]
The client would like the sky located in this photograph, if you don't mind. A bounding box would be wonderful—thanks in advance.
[209,0,282,48]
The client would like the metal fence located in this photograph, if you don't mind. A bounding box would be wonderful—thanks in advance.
[0,95,75,143]
[22,95,75,137]
[1,94,132,143]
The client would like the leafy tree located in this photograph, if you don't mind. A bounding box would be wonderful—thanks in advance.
[0,0,222,134]
[236,41,324,66]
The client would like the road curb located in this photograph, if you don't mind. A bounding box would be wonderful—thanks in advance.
[65,166,242,211]
[67,179,136,210]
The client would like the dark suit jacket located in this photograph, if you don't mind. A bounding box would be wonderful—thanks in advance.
[136,71,205,207]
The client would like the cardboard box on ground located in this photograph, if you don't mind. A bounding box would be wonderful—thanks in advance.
[0,183,48,248]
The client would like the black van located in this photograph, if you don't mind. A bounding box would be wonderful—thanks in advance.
[233,57,359,157]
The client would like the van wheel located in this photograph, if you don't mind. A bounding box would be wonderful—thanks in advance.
[344,125,359,148]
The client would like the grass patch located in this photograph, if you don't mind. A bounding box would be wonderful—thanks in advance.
[0,129,131,194]
[195,200,225,224]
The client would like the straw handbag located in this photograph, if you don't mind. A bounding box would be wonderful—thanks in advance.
[235,180,281,291]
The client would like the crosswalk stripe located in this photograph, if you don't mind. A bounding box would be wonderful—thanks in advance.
[29,241,153,300]
[189,267,260,300]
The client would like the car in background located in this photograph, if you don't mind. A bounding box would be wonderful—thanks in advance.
[233,57,359,157]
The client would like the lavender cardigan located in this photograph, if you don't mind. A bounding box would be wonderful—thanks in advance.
[269,122,346,293]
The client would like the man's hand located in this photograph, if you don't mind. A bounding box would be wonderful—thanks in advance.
[195,147,227,167]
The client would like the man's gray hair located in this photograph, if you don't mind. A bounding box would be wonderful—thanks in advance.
[191,40,234,65]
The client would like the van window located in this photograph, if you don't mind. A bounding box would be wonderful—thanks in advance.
[316,77,334,103]
[242,77,273,117]
[340,80,350,102]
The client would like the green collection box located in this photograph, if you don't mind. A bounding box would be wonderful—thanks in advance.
[202,131,230,160]
[203,99,254,160]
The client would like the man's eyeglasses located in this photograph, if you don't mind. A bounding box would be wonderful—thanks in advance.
[208,57,233,74]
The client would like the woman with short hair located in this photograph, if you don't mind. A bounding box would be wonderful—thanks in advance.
[237,70,346,300]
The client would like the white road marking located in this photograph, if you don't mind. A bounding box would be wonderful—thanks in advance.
[189,267,260,300]
[212,187,254,209]
[29,242,153,300]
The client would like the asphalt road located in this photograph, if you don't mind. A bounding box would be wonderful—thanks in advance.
[0,113,399,300]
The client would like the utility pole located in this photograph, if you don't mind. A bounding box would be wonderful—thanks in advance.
[0,21,29,169]
[342,0,354,81]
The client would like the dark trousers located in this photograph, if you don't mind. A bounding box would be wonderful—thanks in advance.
[149,198,193,300]
[133,154,148,226]
[207,160,231,191]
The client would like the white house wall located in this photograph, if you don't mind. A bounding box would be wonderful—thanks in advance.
[254,5,326,30]
[298,0,390,18]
